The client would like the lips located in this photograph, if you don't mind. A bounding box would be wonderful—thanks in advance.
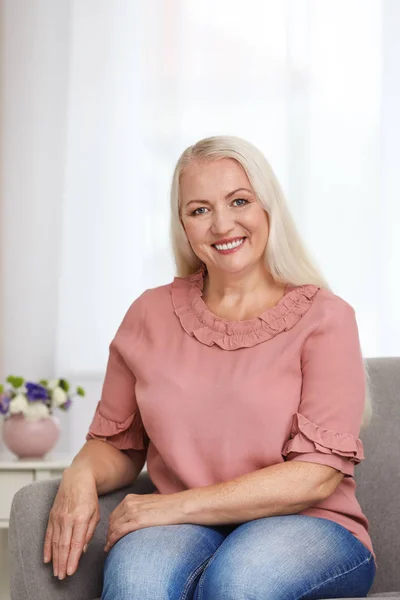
[212,236,245,246]
[212,237,246,252]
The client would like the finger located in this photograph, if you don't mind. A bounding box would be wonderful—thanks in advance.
[65,519,90,577]
[57,519,73,579]
[106,508,138,549]
[51,522,61,577]
[109,494,137,522]
[105,520,136,551]
[108,495,138,533]
[43,519,54,563]
[108,502,125,525]
[84,512,99,550]
[106,507,129,547]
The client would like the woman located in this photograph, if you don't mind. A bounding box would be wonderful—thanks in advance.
[44,136,376,599]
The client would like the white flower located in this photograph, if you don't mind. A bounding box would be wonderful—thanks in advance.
[47,379,60,391]
[9,394,29,415]
[24,402,50,421]
[52,387,67,408]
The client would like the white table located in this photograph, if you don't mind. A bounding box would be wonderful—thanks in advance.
[0,454,72,600]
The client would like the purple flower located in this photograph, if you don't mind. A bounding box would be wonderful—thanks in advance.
[63,397,72,410]
[25,382,49,402]
[0,394,10,415]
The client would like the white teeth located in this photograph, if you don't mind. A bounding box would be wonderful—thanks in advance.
[214,238,244,251]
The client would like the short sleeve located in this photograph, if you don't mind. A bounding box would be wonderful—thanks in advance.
[282,300,366,477]
[86,294,150,452]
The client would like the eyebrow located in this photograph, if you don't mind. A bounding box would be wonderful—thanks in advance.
[185,187,254,207]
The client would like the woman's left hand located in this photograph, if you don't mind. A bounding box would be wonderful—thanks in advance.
[104,492,183,551]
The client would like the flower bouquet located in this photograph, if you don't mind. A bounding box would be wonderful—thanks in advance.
[0,376,85,458]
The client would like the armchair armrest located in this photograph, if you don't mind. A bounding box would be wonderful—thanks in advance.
[9,470,155,600]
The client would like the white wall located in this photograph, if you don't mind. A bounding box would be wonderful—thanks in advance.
[0,0,72,452]
[303,1,383,354]
[380,0,400,354]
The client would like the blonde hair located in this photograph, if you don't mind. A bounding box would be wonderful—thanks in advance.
[169,135,372,429]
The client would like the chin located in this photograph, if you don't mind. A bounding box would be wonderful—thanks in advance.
[213,261,253,275]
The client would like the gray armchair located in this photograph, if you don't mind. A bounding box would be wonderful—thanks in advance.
[8,358,400,599]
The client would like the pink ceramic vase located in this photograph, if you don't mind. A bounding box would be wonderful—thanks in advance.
[2,413,60,459]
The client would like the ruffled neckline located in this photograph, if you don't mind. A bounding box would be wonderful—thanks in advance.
[171,267,320,350]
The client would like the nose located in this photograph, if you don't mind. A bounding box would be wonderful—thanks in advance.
[210,206,235,236]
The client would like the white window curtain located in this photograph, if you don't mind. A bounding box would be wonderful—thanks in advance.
[56,0,290,375]
[56,0,388,378]
[2,0,399,454]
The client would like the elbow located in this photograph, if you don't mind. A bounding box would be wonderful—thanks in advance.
[287,461,344,505]
[291,464,345,507]
[292,486,333,513]
[315,471,344,502]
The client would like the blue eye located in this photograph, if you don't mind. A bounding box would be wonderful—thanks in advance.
[192,207,208,216]
[232,198,248,207]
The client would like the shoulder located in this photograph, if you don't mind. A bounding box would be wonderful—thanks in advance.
[137,281,174,313]
[119,281,174,328]
[112,281,175,351]
[305,287,359,342]
[300,288,365,378]
[312,286,356,321]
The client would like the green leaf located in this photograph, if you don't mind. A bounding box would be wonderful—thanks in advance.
[39,379,49,386]
[59,379,70,392]
[76,386,85,397]
[6,375,24,389]
[0,384,3,394]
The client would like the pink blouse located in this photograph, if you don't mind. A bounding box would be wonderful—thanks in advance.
[87,267,375,563]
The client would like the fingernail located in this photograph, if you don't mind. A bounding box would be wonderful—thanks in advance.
[54,570,58,577]
[58,574,64,580]
[67,567,73,576]
[83,544,88,553]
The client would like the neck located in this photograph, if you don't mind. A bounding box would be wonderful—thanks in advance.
[202,262,278,303]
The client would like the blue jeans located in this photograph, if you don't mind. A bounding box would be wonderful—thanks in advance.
[101,515,376,599]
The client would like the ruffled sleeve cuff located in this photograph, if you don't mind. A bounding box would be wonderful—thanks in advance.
[86,402,149,451]
[282,412,365,477]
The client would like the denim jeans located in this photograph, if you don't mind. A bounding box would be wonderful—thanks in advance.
[101,514,376,600]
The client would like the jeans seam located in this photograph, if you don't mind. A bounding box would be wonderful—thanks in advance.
[295,552,374,600]
[195,541,227,600]
[179,556,213,600]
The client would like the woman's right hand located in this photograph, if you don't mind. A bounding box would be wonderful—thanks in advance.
[43,466,100,579]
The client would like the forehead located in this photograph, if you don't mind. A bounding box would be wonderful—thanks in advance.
[180,158,252,200]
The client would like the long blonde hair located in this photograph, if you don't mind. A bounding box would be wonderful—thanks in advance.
[169,135,372,429]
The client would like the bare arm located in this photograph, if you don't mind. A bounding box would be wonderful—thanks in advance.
[176,461,343,526]
[44,440,146,580]
[104,461,344,550]
[68,439,147,495]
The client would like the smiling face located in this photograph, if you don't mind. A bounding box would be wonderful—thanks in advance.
[179,157,270,275]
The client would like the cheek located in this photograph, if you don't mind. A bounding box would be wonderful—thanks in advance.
[259,217,269,240]
[182,219,207,246]
[246,210,269,240]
